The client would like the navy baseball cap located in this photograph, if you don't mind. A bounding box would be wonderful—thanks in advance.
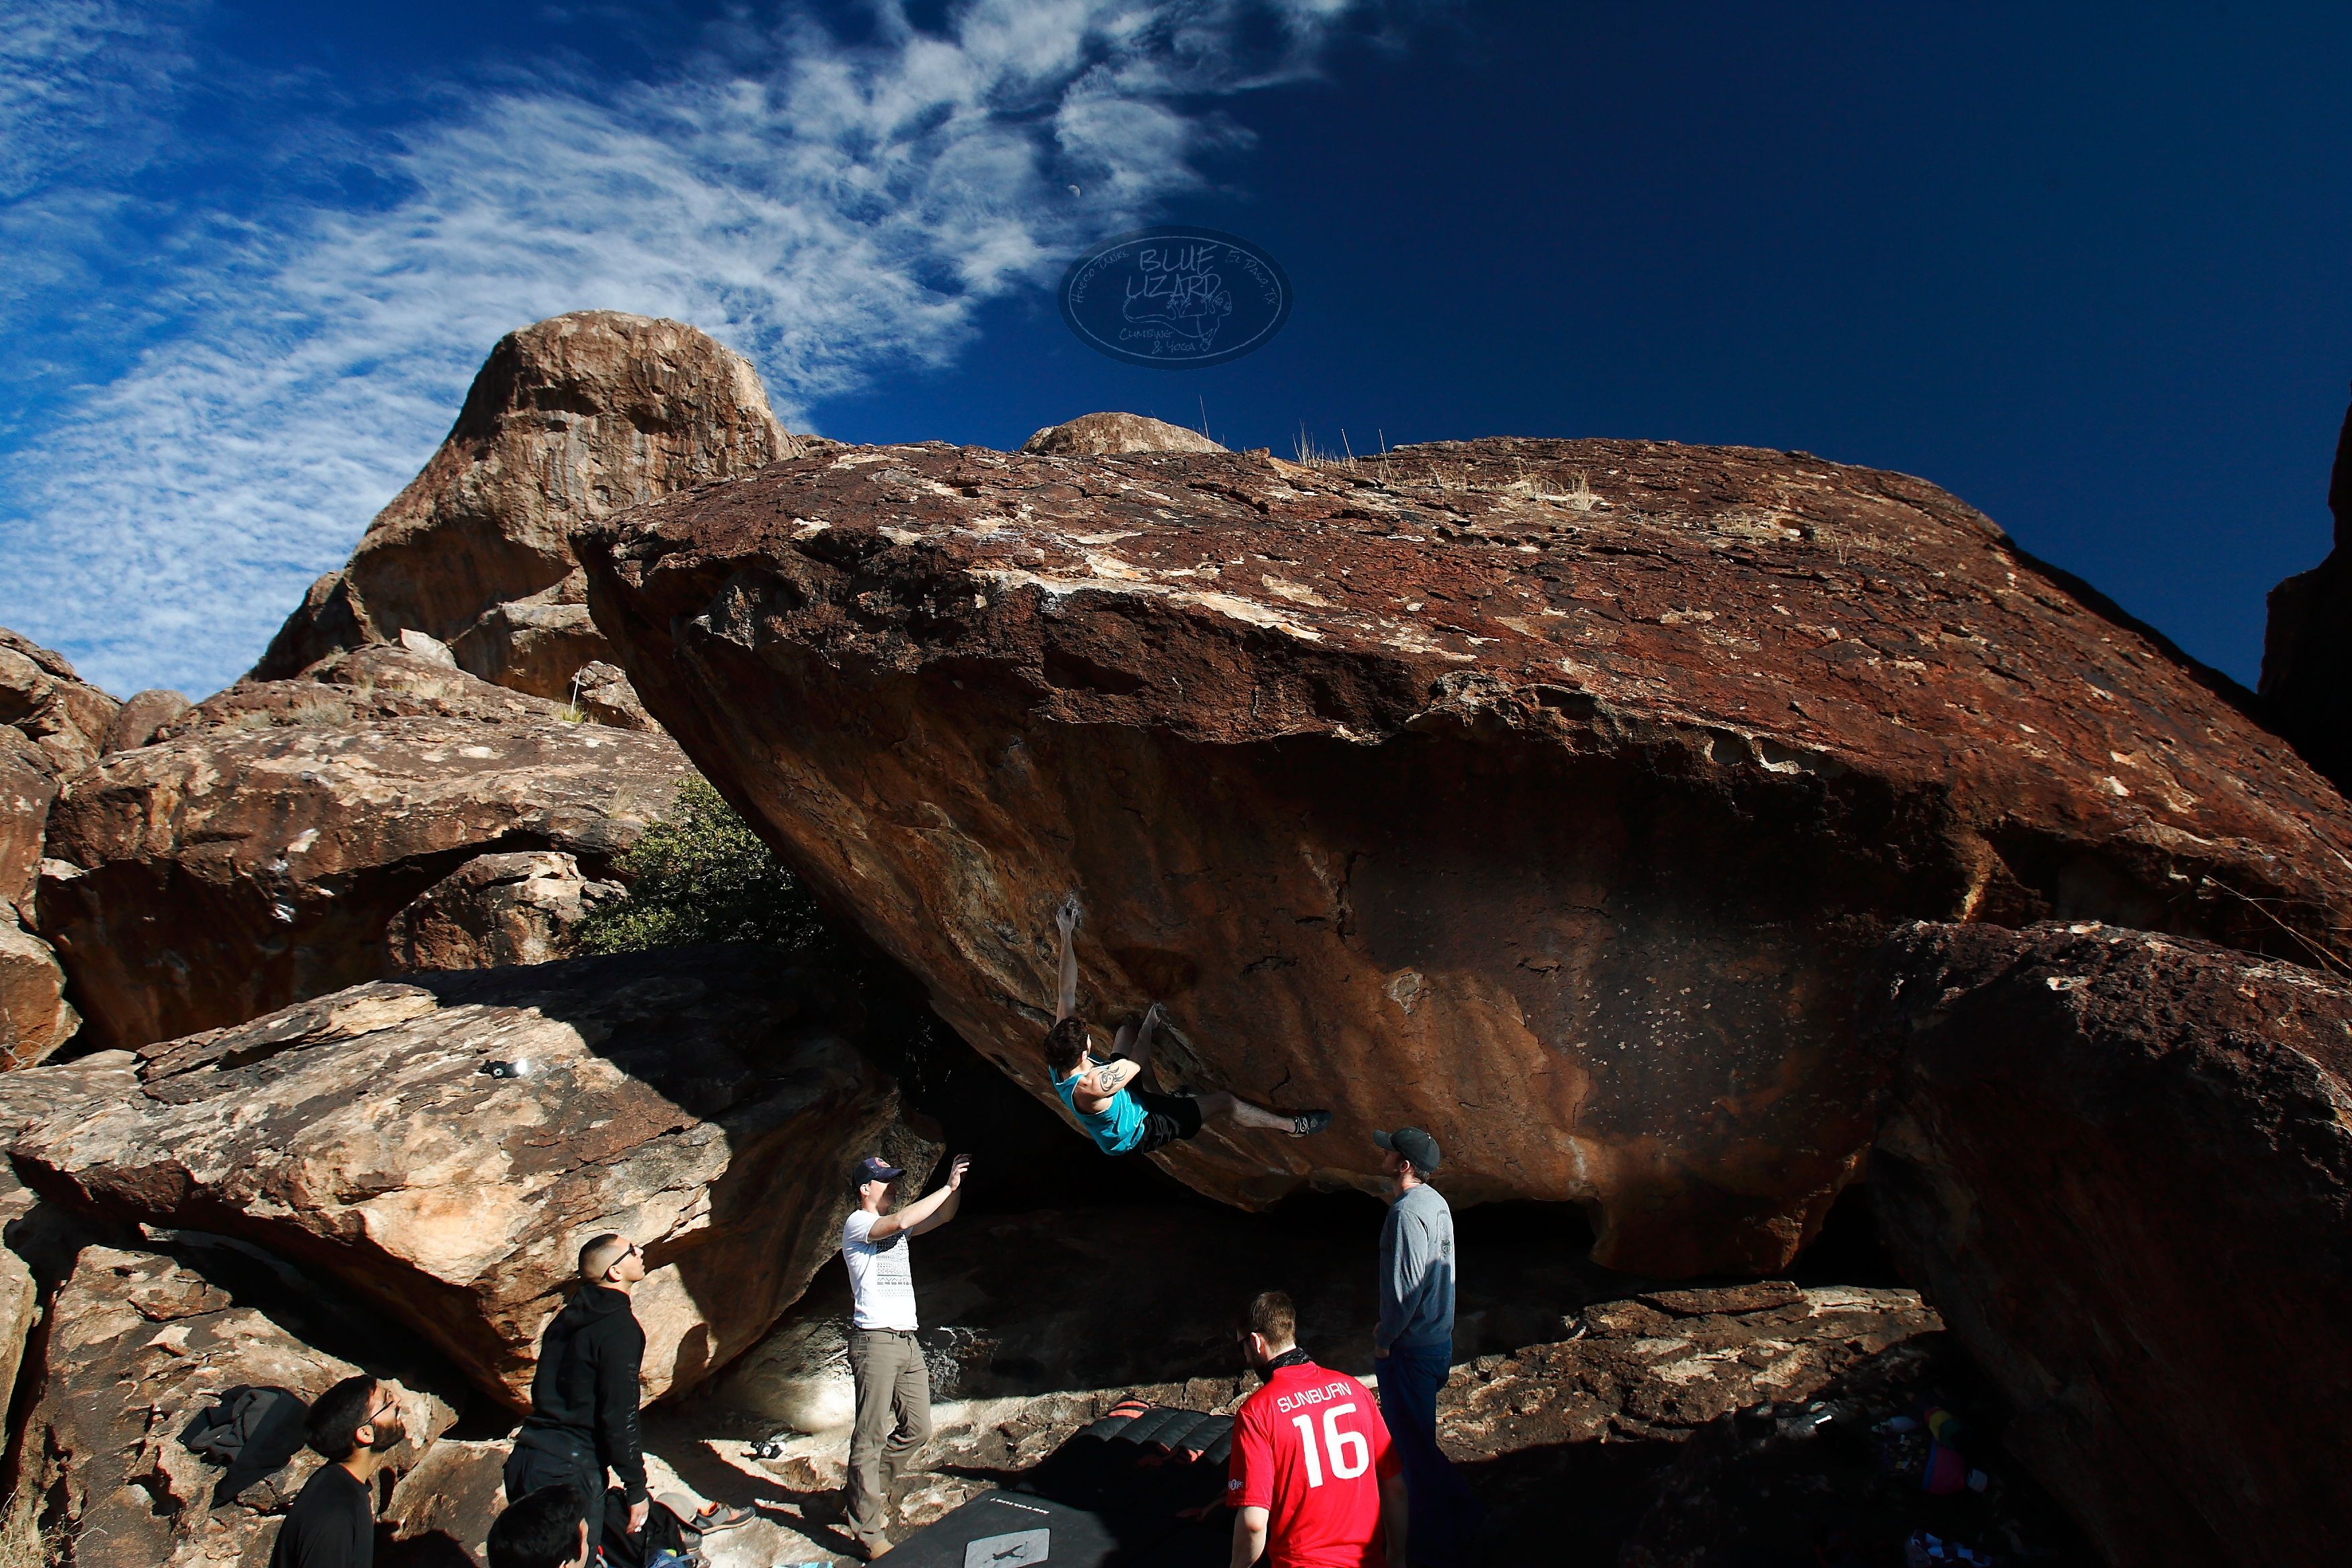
[852,1156,905,1187]
[1373,1127,1441,1173]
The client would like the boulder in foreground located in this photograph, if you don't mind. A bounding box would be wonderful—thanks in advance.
[5,1242,453,1567]
[1868,920,2352,1568]
[7,946,926,1407]
[36,646,693,1046]
[576,436,2352,1274]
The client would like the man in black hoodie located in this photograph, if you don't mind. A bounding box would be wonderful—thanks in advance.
[505,1234,650,1552]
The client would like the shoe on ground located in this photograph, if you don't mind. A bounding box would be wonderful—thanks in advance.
[688,1502,756,1532]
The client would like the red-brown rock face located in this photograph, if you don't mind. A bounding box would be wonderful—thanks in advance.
[38,647,693,1047]
[1866,922,2352,1568]
[2260,385,2352,795]
[254,310,791,700]
[575,438,2352,1275]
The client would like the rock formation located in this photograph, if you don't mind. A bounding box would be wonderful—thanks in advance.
[36,646,693,1046]
[7,946,930,1408]
[0,628,110,1067]
[1867,921,2352,1568]
[0,726,54,920]
[382,849,618,971]
[0,919,75,1071]
[2260,385,2352,796]
[574,436,2352,1275]
[1021,411,1227,456]
[1,710,72,1067]
[252,310,792,704]
[0,1177,34,1426]
[4,1242,454,1567]
[99,687,192,754]
[0,628,118,775]
[385,1438,512,1564]
[1442,1283,1939,1454]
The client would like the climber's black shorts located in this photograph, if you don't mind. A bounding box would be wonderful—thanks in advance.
[1128,1089,1206,1155]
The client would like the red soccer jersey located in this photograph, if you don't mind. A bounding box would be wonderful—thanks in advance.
[1228,1360,1401,1568]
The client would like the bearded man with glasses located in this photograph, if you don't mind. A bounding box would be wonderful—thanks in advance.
[268,1375,407,1568]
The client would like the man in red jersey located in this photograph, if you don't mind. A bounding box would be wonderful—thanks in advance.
[1227,1290,1409,1568]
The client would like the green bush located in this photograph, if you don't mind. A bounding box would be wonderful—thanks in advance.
[573,777,832,955]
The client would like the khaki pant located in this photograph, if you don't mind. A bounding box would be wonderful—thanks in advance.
[844,1327,932,1550]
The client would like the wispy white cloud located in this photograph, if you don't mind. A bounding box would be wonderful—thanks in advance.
[0,0,1390,696]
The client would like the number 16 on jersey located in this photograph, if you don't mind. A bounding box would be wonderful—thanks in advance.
[1290,1402,1371,1487]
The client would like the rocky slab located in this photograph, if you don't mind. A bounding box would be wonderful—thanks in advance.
[1868,921,2352,1568]
[7,946,925,1408]
[253,310,791,701]
[575,438,2352,1274]
[1444,1284,1940,1453]
[37,648,691,1046]
[5,1242,453,1568]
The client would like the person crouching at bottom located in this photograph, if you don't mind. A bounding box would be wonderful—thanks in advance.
[1228,1290,1408,1568]
[487,1484,591,1568]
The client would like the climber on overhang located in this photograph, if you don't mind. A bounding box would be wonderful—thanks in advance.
[1043,893,1330,1154]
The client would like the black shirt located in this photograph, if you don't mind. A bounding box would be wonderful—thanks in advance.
[518,1282,648,1503]
[268,1461,373,1568]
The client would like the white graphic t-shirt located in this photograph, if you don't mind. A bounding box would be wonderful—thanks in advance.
[842,1210,919,1331]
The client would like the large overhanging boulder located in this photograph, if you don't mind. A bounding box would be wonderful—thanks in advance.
[575,436,2352,1275]
[1867,921,2352,1568]
[252,309,792,704]
[6,946,930,1408]
[35,646,693,1047]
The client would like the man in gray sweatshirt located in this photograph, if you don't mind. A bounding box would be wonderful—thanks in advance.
[1373,1126,1481,1566]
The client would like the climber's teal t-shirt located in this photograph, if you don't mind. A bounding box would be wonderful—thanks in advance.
[1053,1064,1145,1155]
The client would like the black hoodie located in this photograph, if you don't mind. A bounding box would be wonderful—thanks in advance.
[518,1282,647,1503]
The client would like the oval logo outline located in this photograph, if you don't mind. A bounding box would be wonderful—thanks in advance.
[1058,226,1293,370]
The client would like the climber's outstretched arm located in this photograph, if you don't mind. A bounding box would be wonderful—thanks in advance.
[1055,893,1082,1024]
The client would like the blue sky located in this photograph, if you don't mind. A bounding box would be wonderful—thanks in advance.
[4,1,2348,699]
